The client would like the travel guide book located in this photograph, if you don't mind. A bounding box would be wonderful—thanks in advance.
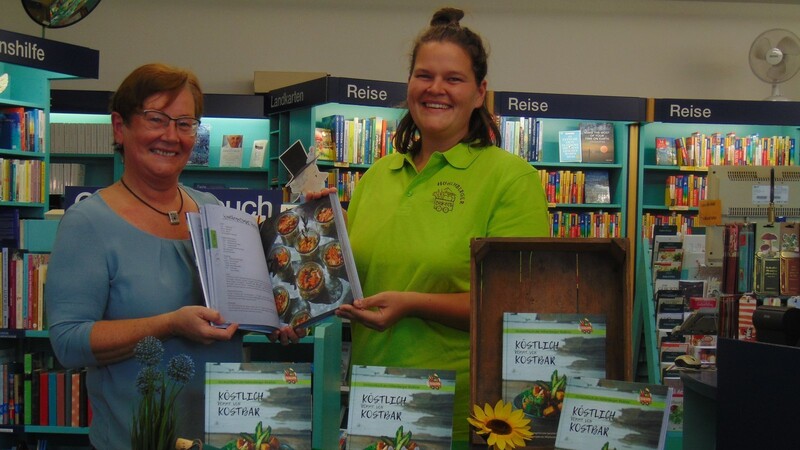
[579,122,615,163]
[346,365,456,450]
[502,313,607,447]
[554,377,672,450]
[187,192,361,333]
[205,362,312,450]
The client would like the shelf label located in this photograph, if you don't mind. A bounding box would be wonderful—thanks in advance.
[653,98,800,125]
[0,29,99,79]
[753,185,789,204]
[330,77,406,107]
[697,199,721,226]
[494,91,646,121]
[266,77,407,114]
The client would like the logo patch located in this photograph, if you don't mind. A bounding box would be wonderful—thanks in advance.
[433,187,456,213]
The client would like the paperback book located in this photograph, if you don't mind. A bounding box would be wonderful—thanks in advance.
[558,130,582,163]
[220,134,244,168]
[554,378,672,450]
[654,137,677,166]
[248,139,268,168]
[187,192,361,332]
[579,122,614,163]
[187,123,210,166]
[205,362,312,450]
[314,128,336,161]
[583,170,611,204]
[346,365,456,450]
[502,313,607,447]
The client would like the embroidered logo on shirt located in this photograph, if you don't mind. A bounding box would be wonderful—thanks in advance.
[433,187,456,213]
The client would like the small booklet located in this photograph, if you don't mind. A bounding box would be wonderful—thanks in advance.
[220,134,244,168]
[554,377,672,450]
[187,192,361,332]
[346,365,456,450]
[558,130,582,163]
[205,362,312,449]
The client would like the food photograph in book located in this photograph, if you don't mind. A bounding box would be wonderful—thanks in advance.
[260,194,362,328]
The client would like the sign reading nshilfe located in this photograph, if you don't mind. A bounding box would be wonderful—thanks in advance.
[0,29,99,79]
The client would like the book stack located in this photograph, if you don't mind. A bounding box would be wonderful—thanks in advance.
[319,115,396,165]
[656,133,795,168]
[0,352,90,428]
[1,108,46,153]
[497,116,543,162]
[49,122,114,155]
[663,174,707,208]
[0,250,49,330]
[548,211,621,238]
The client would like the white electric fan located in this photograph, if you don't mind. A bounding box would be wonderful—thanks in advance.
[749,28,800,101]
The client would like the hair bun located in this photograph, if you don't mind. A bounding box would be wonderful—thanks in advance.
[430,7,464,27]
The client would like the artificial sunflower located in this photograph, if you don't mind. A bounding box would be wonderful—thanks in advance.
[467,399,533,450]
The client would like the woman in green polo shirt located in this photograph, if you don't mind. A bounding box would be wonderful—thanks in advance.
[335,7,550,449]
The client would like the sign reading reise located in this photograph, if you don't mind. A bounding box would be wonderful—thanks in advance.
[265,76,406,114]
[0,29,99,79]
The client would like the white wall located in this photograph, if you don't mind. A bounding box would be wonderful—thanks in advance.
[3,0,800,101]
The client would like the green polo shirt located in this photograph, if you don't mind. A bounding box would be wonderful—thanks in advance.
[347,142,549,447]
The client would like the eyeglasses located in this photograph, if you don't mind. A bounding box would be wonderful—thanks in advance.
[137,109,201,136]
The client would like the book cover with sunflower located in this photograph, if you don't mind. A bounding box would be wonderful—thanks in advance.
[502,313,607,447]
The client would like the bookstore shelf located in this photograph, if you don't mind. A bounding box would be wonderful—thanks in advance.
[264,75,407,196]
[633,98,800,450]
[1,29,99,448]
[492,91,647,240]
[49,92,271,191]
[636,98,800,245]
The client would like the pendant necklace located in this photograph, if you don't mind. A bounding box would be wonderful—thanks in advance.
[120,178,184,225]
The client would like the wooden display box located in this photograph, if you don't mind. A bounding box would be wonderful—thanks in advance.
[469,238,632,449]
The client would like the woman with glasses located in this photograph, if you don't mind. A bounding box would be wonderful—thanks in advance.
[45,63,244,449]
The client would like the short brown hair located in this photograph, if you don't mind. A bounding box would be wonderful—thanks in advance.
[110,63,203,123]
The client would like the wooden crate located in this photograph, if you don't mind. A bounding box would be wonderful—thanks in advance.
[469,237,632,449]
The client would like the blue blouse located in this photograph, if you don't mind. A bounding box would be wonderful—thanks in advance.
[45,187,242,449]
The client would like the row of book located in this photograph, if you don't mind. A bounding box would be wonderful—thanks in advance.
[641,212,699,242]
[663,174,706,208]
[0,354,91,428]
[49,122,114,155]
[0,108,45,153]
[323,169,361,203]
[316,115,397,165]
[1,249,49,331]
[497,116,543,162]
[0,158,46,204]
[49,163,86,196]
[548,210,622,238]
[537,169,611,205]
[654,133,795,167]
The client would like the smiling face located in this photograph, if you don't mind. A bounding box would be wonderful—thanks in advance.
[407,41,486,152]
[112,87,197,184]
